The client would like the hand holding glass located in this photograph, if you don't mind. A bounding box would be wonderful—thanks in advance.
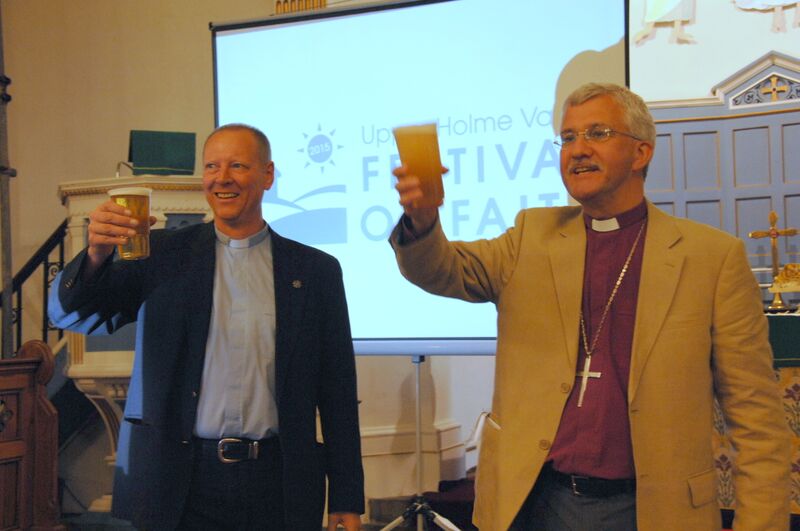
[393,123,444,208]
[107,187,152,260]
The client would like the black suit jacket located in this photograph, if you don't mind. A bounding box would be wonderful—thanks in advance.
[50,222,364,530]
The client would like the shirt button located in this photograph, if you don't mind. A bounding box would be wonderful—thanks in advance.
[560,382,571,393]
[539,439,551,450]
[181,440,190,445]
[191,391,198,398]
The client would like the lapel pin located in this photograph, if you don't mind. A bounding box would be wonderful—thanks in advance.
[292,280,302,289]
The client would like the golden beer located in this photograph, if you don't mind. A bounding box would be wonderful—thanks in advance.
[108,187,151,260]
[393,123,444,208]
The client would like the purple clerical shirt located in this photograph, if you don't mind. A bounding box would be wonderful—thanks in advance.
[547,201,648,480]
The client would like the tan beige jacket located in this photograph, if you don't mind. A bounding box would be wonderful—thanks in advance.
[391,202,790,531]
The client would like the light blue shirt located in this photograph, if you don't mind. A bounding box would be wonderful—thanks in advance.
[194,223,278,439]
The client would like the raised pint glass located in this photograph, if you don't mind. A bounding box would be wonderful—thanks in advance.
[108,187,151,260]
[393,123,444,208]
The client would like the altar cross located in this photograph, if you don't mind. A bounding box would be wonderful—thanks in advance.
[576,355,601,408]
[748,211,798,310]
[749,211,798,278]
[761,75,789,102]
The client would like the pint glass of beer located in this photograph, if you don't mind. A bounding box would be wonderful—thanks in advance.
[393,123,444,208]
[108,187,152,260]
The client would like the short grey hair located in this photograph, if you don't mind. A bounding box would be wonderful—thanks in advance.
[205,123,272,163]
[563,83,656,144]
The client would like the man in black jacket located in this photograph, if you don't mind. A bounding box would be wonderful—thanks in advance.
[50,124,364,530]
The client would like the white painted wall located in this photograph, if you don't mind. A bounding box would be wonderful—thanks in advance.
[629,0,800,102]
[2,0,489,510]
[0,0,683,515]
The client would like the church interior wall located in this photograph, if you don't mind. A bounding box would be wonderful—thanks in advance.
[3,0,799,521]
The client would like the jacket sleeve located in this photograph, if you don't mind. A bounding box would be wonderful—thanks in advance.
[388,212,525,305]
[48,248,144,335]
[711,238,791,530]
[316,257,365,515]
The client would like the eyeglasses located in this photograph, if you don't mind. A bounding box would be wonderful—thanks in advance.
[554,126,642,148]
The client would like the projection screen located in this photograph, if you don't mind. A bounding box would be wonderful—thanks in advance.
[212,0,628,355]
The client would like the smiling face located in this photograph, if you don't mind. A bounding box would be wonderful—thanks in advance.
[202,128,275,238]
[559,94,653,218]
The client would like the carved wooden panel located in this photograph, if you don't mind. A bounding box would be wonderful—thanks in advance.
[0,341,65,530]
[784,122,800,184]
[648,106,800,286]
[0,394,19,440]
[786,194,800,264]
[0,375,32,530]
[648,134,674,193]
[687,200,723,231]
[684,131,721,191]
[733,126,771,187]
[653,201,675,216]
[0,459,20,529]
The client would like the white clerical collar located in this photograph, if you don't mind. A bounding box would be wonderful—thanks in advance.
[591,217,621,232]
[215,223,270,248]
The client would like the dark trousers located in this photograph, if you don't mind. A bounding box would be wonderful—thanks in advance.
[176,438,285,530]
[510,466,637,531]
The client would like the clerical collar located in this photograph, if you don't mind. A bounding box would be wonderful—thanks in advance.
[584,201,648,233]
[215,223,270,248]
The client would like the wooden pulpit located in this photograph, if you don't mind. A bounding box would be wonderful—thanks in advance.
[0,340,65,531]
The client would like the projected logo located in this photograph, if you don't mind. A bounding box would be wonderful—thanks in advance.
[299,124,343,174]
[264,125,348,245]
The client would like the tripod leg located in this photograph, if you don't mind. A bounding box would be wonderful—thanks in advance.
[415,500,461,531]
[379,513,411,531]
[430,511,461,531]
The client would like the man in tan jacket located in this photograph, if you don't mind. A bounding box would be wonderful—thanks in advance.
[390,83,790,530]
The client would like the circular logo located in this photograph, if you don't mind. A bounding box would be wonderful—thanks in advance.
[307,134,333,164]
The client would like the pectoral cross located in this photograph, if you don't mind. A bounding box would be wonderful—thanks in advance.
[576,356,602,408]
[748,211,798,311]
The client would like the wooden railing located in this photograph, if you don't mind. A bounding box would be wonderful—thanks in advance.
[0,220,66,357]
[0,340,65,530]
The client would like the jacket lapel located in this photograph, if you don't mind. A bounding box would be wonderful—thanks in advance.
[548,212,586,372]
[271,230,306,406]
[628,203,685,401]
